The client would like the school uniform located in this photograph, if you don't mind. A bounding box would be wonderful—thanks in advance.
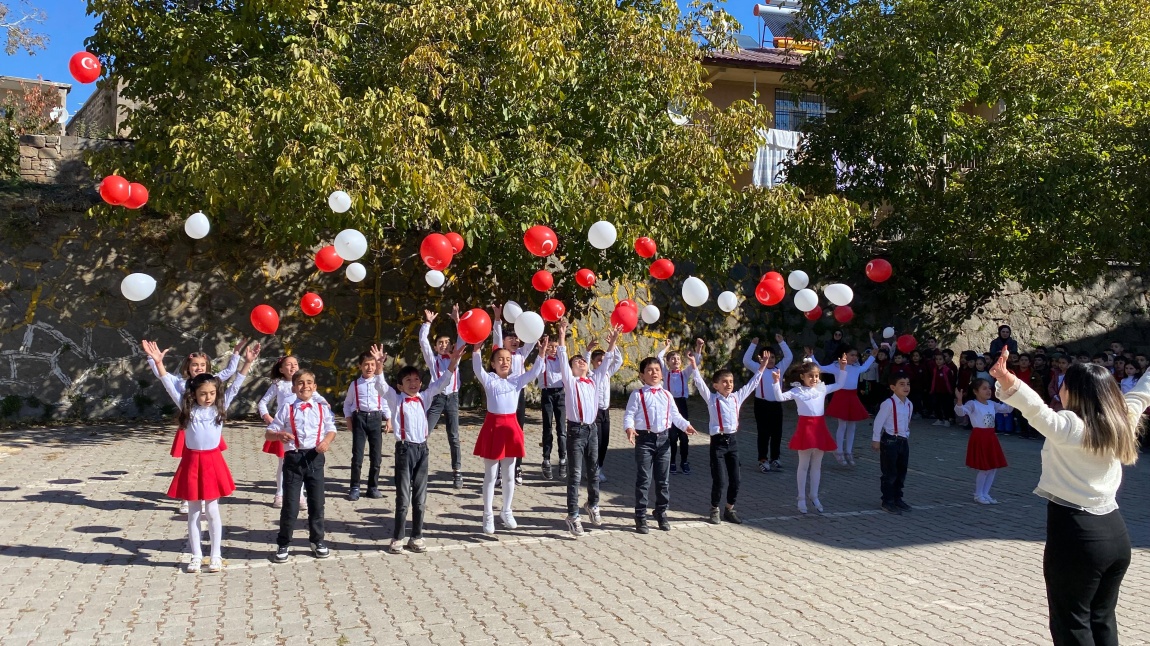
[742,342,793,465]
[342,377,393,494]
[622,385,692,522]
[871,396,912,505]
[471,349,546,460]
[492,321,538,471]
[419,323,464,475]
[584,347,623,472]
[956,400,1012,470]
[268,398,338,549]
[771,377,845,452]
[147,354,239,458]
[374,370,454,542]
[693,368,762,509]
[159,373,245,501]
[557,346,610,519]
[820,354,875,422]
[535,355,567,467]
[658,349,695,469]
[259,380,328,458]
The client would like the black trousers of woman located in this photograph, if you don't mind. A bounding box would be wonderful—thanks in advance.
[1043,502,1131,646]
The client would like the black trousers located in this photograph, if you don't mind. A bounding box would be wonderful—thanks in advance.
[670,397,690,465]
[349,411,383,489]
[753,398,783,462]
[425,392,461,471]
[393,441,429,541]
[931,392,954,422]
[878,434,909,504]
[595,408,611,469]
[540,387,566,461]
[277,449,326,547]
[633,431,670,518]
[709,433,740,507]
[565,422,600,516]
[1044,502,1131,646]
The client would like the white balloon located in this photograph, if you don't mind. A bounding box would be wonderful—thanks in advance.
[824,283,854,307]
[346,262,367,282]
[883,326,895,339]
[587,221,617,250]
[717,291,738,313]
[681,276,709,308]
[641,304,661,324]
[184,211,210,239]
[120,273,156,302]
[425,270,445,288]
[787,270,809,290]
[793,288,819,312]
[503,300,523,324]
[327,190,352,214]
[334,229,368,261]
[514,311,545,344]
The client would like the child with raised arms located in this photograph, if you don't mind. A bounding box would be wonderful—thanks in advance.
[772,356,848,514]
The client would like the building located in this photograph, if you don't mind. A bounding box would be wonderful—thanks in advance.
[66,79,137,139]
[0,75,70,137]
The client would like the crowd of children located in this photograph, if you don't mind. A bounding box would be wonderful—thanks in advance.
[141,314,1147,571]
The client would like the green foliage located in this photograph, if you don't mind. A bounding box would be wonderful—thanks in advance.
[788,0,1150,329]
[86,0,857,298]
[0,121,15,179]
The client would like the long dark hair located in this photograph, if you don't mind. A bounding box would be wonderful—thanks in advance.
[178,374,226,429]
[1063,363,1142,465]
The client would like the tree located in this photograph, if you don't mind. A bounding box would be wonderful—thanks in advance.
[787,0,1150,332]
[84,0,856,305]
[1,1,47,55]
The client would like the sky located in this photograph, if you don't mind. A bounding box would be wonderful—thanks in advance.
[0,0,765,118]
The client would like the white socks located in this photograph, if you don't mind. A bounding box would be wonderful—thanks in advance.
[186,499,224,560]
[482,458,517,518]
[974,469,997,498]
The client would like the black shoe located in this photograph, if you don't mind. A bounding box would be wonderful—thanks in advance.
[542,460,552,479]
[680,462,691,476]
[514,467,523,485]
[895,500,912,512]
[348,487,361,501]
[272,546,289,563]
[635,517,650,534]
[670,463,678,474]
[311,541,330,559]
[654,513,671,531]
[453,471,463,489]
[495,473,502,488]
[881,502,902,515]
[708,507,721,525]
[723,508,742,524]
[557,458,567,478]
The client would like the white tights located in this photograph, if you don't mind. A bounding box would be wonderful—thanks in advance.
[796,449,824,502]
[187,498,222,560]
[275,457,284,496]
[482,458,517,518]
[974,469,998,498]
[834,420,857,457]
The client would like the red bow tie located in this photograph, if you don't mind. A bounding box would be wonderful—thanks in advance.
[404,396,422,403]
[299,403,312,411]
[578,377,594,385]
[440,355,451,360]
[670,370,681,374]
[647,387,663,393]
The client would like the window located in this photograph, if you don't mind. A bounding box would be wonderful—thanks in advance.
[773,89,826,132]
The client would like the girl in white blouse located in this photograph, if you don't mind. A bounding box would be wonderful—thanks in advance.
[953,379,1013,504]
[771,357,847,514]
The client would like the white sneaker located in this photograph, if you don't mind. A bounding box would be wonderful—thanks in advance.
[500,511,518,530]
[582,503,602,527]
[975,495,991,504]
[809,497,824,513]
[207,558,222,573]
[388,539,404,554]
[797,498,808,514]
[272,496,283,509]
[985,496,999,505]
[932,420,944,426]
[565,516,585,537]
[942,420,952,427]
[844,454,855,466]
[179,500,189,514]
[186,557,202,574]
[482,514,496,535]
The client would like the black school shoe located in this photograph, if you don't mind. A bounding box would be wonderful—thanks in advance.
[654,513,671,531]
[635,517,650,534]
[272,546,290,563]
[348,486,361,501]
[881,502,902,515]
[895,500,913,512]
[367,488,384,499]
[723,508,742,524]
[311,541,330,559]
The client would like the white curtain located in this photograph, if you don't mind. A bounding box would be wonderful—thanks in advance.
[752,127,803,188]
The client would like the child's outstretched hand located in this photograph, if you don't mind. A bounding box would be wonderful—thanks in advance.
[954,387,964,405]
[837,354,849,371]
[606,324,623,348]
[684,424,698,435]
[231,336,249,354]
[424,310,437,324]
[750,336,759,346]
[625,428,637,445]
[775,333,785,344]
[757,355,770,373]
[369,344,388,365]
[694,338,705,354]
[663,338,671,350]
[141,339,167,363]
[688,354,698,370]
[558,318,568,339]
[772,371,781,384]
[243,342,262,364]
[450,304,461,323]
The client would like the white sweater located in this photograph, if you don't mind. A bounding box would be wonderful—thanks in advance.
[997,370,1150,514]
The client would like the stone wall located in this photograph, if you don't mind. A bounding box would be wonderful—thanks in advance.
[16,135,99,185]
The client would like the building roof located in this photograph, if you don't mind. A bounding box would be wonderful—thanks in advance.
[701,47,804,72]
[0,75,73,92]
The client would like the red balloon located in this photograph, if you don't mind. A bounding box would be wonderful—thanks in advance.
[69,52,101,84]
[576,268,597,288]
[122,183,149,209]
[866,258,893,283]
[250,305,280,335]
[99,175,130,205]
[315,245,342,272]
[804,305,823,321]
[649,259,674,280]
[524,225,558,257]
[446,232,465,254]
[896,334,918,354]
[762,271,785,287]
[610,303,639,333]
[755,281,785,306]
[617,299,637,311]
[300,292,324,317]
[634,237,657,258]
[833,305,854,324]
[532,269,554,292]
[457,308,493,344]
[420,234,453,271]
[541,299,566,322]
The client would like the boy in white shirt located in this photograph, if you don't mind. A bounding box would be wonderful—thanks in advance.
[871,375,913,515]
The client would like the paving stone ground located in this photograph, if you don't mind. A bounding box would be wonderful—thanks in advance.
[0,402,1146,645]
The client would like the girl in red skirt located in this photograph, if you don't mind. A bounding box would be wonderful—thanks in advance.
[822,334,879,466]
[471,338,547,534]
[143,338,244,513]
[771,357,848,514]
[257,356,326,509]
[145,340,260,573]
[954,379,1012,504]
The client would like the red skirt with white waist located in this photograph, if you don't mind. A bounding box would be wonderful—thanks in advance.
[167,444,235,501]
[170,428,227,457]
[966,428,1008,470]
[788,415,838,452]
[473,413,525,460]
[261,439,285,458]
[825,388,869,421]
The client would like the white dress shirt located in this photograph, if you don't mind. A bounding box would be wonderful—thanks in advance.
[692,370,763,435]
[159,373,246,450]
[657,348,694,399]
[472,348,546,414]
[149,353,240,396]
[557,346,611,425]
[955,399,1013,429]
[623,385,691,432]
[743,342,794,401]
[492,320,538,377]
[818,355,876,390]
[342,376,393,419]
[373,371,454,443]
[268,398,338,452]
[419,322,462,395]
[583,347,623,410]
[258,380,329,417]
[536,355,566,390]
[771,372,846,416]
[871,395,913,441]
